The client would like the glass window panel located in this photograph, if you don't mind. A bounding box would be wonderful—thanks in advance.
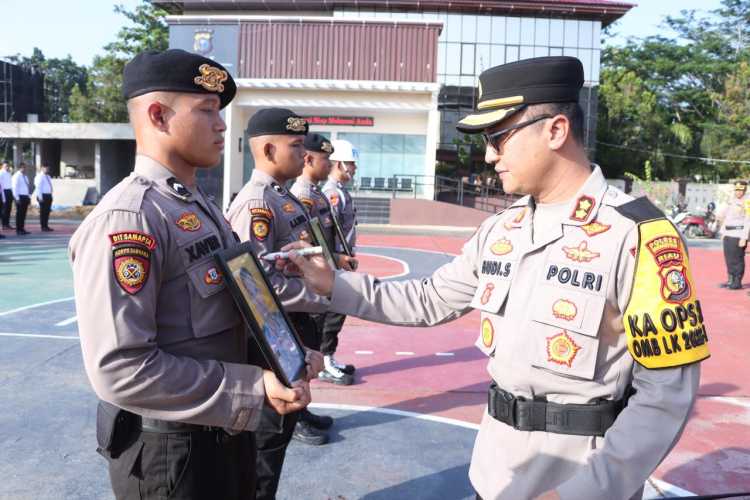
[592,49,601,82]
[461,44,475,75]
[437,42,446,75]
[423,11,439,21]
[459,75,475,87]
[491,16,506,44]
[549,19,564,46]
[491,44,505,67]
[506,45,519,62]
[403,154,425,175]
[447,14,462,42]
[436,11,448,41]
[475,44,491,73]
[446,43,461,75]
[550,47,563,56]
[520,18,535,45]
[445,74,461,86]
[592,21,602,50]
[578,49,593,81]
[382,134,404,153]
[477,15,492,43]
[563,47,577,57]
[405,135,426,154]
[375,11,390,19]
[462,15,477,42]
[535,18,549,46]
[520,45,534,60]
[406,12,422,19]
[506,17,520,44]
[534,46,549,57]
[564,20,578,47]
[579,21,594,48]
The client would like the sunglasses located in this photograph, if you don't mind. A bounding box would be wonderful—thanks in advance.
[482,114,554,152]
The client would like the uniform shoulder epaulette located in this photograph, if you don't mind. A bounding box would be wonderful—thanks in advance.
[614,196,665,223]
[102,175,152,214]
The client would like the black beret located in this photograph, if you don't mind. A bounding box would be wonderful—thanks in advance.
[123,49,236,109]
[303,133,334,154]
[247,108,309,137]
[457,56,584,133]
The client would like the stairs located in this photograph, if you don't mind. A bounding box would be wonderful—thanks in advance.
[351,196,390,224]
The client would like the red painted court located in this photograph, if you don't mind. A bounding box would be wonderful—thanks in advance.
[314,233,750,496]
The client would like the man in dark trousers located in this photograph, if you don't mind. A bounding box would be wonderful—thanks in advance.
[34,165,54,231]
[11,162,31,235]
[1,161,14,230]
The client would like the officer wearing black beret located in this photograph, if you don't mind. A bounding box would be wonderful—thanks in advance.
[70,51,314,500]
[227,108,330,499]
[285,56,708,500]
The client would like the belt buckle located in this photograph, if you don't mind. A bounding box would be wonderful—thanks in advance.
[498,389,517,426]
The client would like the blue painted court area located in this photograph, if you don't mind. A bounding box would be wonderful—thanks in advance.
[0,229,477,500]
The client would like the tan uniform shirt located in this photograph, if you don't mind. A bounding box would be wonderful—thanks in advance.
[290,176,337,252]
[322,178,357,253]
[718,193,750,239]
[69,155,265,432]
[226,169,329,313]
[328,166,701,500]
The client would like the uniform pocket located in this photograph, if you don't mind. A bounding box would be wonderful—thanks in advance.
[529,285,606,380]
[186,261,242,338]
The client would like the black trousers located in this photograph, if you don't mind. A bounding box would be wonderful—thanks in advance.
[15,195,29,231]
[253,312,319,500]
[108,429,256,500]
[723,236,747,280]
[39,193,52,229]
[319,312,346,356]
[2,189,13,226]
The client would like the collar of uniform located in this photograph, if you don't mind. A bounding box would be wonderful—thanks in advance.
[560,165,607,227]
[295,176,316,190]
[134,155,196,201]
[250,168,287,193]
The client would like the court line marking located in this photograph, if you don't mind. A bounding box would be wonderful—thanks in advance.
[355,350,374,355]
[0,296,74,317]
[355,251,410,280]
[308,403,697,497]
[701,396,750,409]
[436,352,455,356]
[55,315,78,327]
[360,245,458,258]
[395,351,415,356]
[0,332,79,340]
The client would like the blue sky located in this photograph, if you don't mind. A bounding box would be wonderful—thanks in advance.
[0,0,723,66]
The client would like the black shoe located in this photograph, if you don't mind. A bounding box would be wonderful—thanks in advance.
[292,420,328,446]
[718,281,730,288]
[3,225,13,230]
[16,230,30,235]
[41,227,54,232]
[300,409,333,430]
[728,276,742,290]
[0,234,5,239]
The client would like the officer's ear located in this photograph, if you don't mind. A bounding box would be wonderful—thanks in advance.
[263,141,276,162]
[546,114,570,152]
[147,101,173,132]
[303,152,313,167]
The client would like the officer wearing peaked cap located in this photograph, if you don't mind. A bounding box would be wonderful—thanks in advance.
[226,108,330,499]
[716,180,750,289]
[285,56,709,500]
[69,49,314,500]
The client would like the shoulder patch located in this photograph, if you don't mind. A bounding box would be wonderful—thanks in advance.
[615,196,665,223]
[109,231,157,295]
[250,207,274,219]
[623,219,710,369]
[300,197,314,211]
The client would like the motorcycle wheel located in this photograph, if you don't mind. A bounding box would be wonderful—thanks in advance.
[686,224,702,238]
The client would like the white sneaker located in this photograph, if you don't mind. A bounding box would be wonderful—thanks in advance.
[326,354,355,375]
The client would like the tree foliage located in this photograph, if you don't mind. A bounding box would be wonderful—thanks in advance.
[596,0,750,181]
[70,2,168,122]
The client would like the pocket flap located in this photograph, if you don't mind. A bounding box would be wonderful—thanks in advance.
[531,285,606,337]
[471,277,512,313]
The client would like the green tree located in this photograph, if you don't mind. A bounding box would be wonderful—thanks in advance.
[9,48,88,122]
[70,2,168,122]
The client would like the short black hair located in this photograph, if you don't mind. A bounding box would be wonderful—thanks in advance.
[527,102,584,145]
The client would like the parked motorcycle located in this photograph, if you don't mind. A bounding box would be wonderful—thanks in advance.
[676,202,717,238]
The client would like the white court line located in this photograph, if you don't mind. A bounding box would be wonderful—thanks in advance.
[436,352,455,357]
[395,351,415,356]
[55,315,78,327]
[0,296,74,317]
[308,403,697,497]
[701,395,750,409]
[356,252,410,279]
[355,350,374,355]
[361,245,458,258]
[0,332,78,340]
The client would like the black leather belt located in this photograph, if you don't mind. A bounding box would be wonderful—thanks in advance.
[138,417,221,434]
[487,382,625,437]
[725,226,743,230]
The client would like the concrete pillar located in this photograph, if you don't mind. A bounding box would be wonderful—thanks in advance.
[12,141,21,167]
[222,101,246,210]
[33,141,41,168]
[94,141,103,196]
[423,90,441,201]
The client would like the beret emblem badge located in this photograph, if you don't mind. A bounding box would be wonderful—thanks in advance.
[194,64,228,93]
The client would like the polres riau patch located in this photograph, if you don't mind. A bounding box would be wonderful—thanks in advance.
[624,219,710,368]
[252,217,270,240]
[109,231,157,295]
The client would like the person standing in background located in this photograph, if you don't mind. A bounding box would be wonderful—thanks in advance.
[716,181,749,290]
[34,165,54,232]
[0,162,13,231]
[11,162,31,235]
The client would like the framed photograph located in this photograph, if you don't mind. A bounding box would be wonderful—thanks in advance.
[330,211,353,257]
[214,242,307,386]
[309,217,339,270]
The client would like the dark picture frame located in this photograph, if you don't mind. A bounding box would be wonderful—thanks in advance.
[214,242,307,386]
[308,217,339,270]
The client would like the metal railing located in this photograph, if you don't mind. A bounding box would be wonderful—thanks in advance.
[351,174,520,213]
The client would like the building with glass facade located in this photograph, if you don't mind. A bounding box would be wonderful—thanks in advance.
[155,0,633,206]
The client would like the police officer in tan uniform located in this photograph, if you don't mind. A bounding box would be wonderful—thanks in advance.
[68,50,312,500]
[284,57,709,500]
[318,139,359,383]
[716,181,750,289]
[226,108,331,497]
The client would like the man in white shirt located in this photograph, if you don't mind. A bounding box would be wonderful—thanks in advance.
[0,162,13,230]
[11,162,31,235]
[34,165,54,232]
